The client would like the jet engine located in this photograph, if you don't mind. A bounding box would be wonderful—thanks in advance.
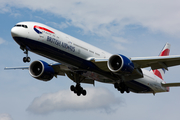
[29,60,55,81]
[107,54,134,73]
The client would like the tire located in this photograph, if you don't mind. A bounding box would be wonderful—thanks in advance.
[120,90,124,94]
[82,90,87,96]
[27,57,31,62]
[70,85,75,91]
[126,88,130,93]
[77,92,81,96]
[23,57,27,63]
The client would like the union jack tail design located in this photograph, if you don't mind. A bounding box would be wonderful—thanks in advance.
[151,43,171,80]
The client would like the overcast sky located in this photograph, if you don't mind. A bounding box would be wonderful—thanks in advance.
[1,0,180,120]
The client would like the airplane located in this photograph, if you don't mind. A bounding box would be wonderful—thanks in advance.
[5,21,180,96]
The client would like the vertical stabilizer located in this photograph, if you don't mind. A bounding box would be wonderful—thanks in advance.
[151,43,171,80]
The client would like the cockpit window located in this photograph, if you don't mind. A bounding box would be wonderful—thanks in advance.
[15,24,20,27]
[14,24,28,28]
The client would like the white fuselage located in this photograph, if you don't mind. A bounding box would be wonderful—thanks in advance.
[11,21,169,94]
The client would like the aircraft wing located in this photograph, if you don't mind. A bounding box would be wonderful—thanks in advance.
[4,62,96,84]
[4,66,29,70]
[91,55,180,71]
[131,55,180,70]
[4,63,67,76]
[89,55,180,81]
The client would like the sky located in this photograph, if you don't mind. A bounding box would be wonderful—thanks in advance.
[1,0,180,120]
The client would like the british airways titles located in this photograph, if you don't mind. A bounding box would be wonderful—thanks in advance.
[47,36,75,52]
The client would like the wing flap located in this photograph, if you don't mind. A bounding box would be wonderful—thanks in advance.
[92,61,109,71]
[88,58,110,71]
[51,63,69,76]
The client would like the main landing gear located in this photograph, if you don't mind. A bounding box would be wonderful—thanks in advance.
[114,82,130,94]
[67,72,87,96]
[23,48,31,63]
[70,84,87,96]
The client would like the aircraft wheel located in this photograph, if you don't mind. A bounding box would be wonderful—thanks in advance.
[23,57,31,63]
[125,87,130,93]
[126,90,130,93]
[120,90,124,94]
[23,57,27,63]
[82,90,87,96]
[77,92,81,96]
[70,85,75,91]
[27,57,31,62]
[70,84,87,96]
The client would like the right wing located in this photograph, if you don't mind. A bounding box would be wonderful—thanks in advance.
[4,62,95,84]
[4,66,29,70]
[4,63,67,76]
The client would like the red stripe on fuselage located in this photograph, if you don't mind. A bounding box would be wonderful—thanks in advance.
[34,25,54,34]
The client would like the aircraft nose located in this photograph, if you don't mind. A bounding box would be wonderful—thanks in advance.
[11,25,29,39]
[11,27,19,38]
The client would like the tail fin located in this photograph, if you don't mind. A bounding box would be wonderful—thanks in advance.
[151,43,171,80]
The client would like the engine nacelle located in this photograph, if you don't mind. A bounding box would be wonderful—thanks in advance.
[107,54,134,73]
[29,60,55,81]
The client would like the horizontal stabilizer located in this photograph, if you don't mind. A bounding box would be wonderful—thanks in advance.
[161,83,180,87]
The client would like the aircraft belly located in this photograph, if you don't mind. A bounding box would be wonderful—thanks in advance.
[13,37,118,82]
[82,71,113,83]
[125,80,153,93]
[128,72,166,93]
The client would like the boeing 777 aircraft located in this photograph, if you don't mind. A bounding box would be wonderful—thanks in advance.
[5,21,180,96]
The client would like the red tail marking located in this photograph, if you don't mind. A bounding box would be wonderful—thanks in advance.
[153,69,163,80]
[160,49,170,56]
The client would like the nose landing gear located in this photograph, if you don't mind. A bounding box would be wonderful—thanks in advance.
[22,48,31,63]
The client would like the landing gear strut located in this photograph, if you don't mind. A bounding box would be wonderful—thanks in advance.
[23,48,31,63]
[70,84,87,96]
[114,82,130,94]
